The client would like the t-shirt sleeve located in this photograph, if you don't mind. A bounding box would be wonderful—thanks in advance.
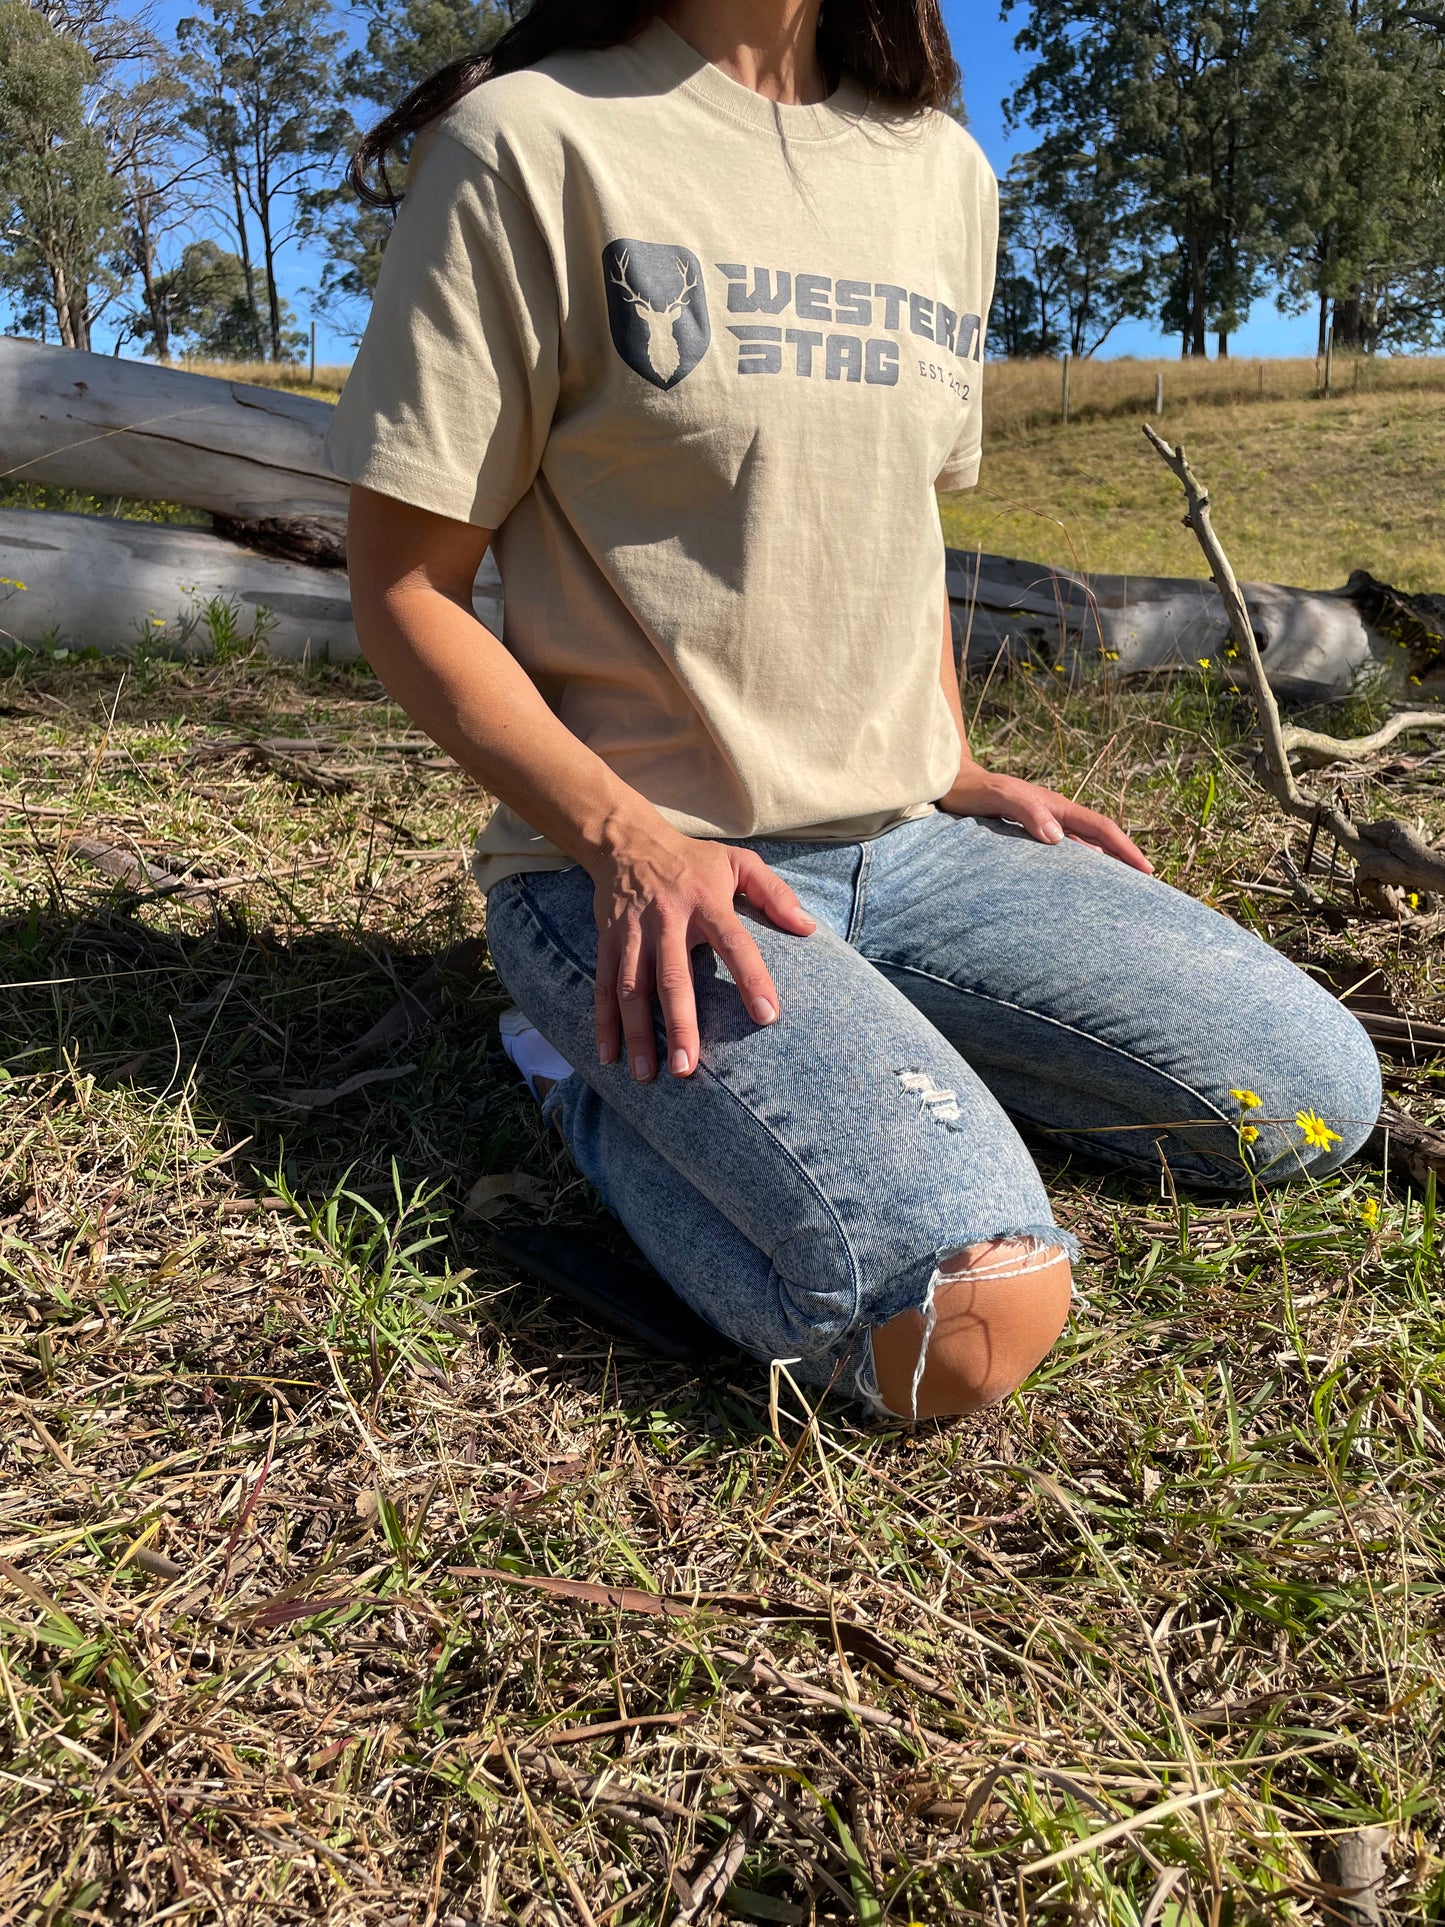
[323,130,559,529]
[934,154,999,493]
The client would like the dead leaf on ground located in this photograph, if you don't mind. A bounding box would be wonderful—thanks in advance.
[463,1171,550,1221]
[279,1064,417,1110]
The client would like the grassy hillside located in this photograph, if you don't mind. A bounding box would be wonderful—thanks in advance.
[943,383,1445,596]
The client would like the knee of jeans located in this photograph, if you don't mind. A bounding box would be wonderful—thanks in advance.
[1250,1000,1382,1182]
[869,1237,1074,1421]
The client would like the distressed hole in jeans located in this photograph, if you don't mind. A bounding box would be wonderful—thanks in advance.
[895,1067,961,1125]
[864,1234,1070,1421]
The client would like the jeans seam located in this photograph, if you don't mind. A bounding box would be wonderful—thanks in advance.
[865,956,1235,1131]
[845,840,872,947]
[497,878,866,1337]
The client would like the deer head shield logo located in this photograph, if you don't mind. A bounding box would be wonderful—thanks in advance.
[603,239,710,390]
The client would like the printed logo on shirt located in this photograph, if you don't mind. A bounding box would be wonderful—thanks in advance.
[603,239,711,390]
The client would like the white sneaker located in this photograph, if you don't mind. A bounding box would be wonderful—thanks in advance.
[499,1007,574,1101]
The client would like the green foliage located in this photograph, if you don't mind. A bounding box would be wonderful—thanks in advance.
[991,140,1153,358]
[309,0,511,327]
[136,235,304,360]
[1267,0,1445,352]
[0,0,125,349]
[176,0,349,361]
[1004,0,1445,357]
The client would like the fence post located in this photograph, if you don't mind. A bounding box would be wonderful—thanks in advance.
[1061,351,1071,425]
[1154,370,1164,415]
[309,320,317,386]
[1324,324,1333,398]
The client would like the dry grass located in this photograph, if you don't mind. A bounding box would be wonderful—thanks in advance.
[944,388,1445,596]
[0,640,1442,1922]
[982,355,1445,444]
[177,359,351,402]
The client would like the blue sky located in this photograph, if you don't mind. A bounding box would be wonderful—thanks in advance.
[114,0,1319,362]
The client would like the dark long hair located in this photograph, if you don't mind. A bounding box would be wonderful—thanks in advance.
[349,1,959,208]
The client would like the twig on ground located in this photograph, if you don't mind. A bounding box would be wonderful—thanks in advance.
[1142,424,1445,893]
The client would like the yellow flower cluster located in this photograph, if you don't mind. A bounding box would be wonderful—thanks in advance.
[1358,1196,1380,1230]
[1230,1088,1262,1109]
[0,577,27,590]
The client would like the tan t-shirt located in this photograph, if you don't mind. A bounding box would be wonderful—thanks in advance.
[325,18,998,892]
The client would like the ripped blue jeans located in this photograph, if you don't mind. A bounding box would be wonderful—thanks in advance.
[483,810,1381,1411]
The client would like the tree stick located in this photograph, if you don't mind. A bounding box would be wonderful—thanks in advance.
[1279,711,1445,767]
[1142,425,1445,893]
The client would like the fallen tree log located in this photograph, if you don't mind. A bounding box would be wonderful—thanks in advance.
[0,335,348,566]
[0,508,504,659]
[945,550,1431,702]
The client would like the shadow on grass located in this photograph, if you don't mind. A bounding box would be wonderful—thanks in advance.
[0,899,773,1423]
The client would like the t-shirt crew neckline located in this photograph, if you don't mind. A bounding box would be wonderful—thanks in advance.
[640,16,872,141]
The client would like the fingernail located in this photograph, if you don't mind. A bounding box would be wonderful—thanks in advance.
[632,1054,651,1080]
[670,1048,690,1076]
[754,999,777,1025]
[1044,821,1065,843]
[599,1041,618,1065]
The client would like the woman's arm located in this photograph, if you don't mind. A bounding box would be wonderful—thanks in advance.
[934,595,1153,873]
[345,486,815,1082]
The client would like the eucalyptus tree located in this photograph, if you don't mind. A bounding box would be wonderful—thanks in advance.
[176,0,349,362]
[997,139,1152,357]
[0,0,124,348]
[1267,0,1445,352]
[309,0,514,328]
[1008,0,1288,355]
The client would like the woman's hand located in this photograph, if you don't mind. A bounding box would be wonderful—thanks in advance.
[939,760,1153,874]
[587,818,816,1082]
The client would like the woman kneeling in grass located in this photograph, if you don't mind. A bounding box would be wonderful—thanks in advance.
[333,0,1381,1419]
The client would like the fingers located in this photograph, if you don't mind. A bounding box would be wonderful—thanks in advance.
[1010,796,1067,846]
[733,850,818,935]
[594,929,621,1068]
[701,909,782,1029]
[1055,800,1154,873]
[614,920,658,1081]
[655,922,700,1077]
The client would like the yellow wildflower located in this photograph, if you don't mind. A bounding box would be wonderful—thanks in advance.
[1020,661,1035,674]
[1239,1124,1259,1144]
[1408,893,1420,910]
[1198,657,1211,668]
[1230,1088,1262,1110]
[1359,1196,1380,1230]
[1296,1108,1342,1150]
[1100,648,1120,661]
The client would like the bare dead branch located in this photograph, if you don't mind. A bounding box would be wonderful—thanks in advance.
[1279,710,1445,768]
[1142,424,1445,893]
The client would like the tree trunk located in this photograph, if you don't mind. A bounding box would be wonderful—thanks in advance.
[134,190,169,362]
[0,507,503,660]
[0,337,347,564]
[226,152,263,358]
[1317,287,1330,357]
[1218,332,1229,358]
[259,200,283,364]
[944,549,1400,703]
[1333,291,1364,352]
